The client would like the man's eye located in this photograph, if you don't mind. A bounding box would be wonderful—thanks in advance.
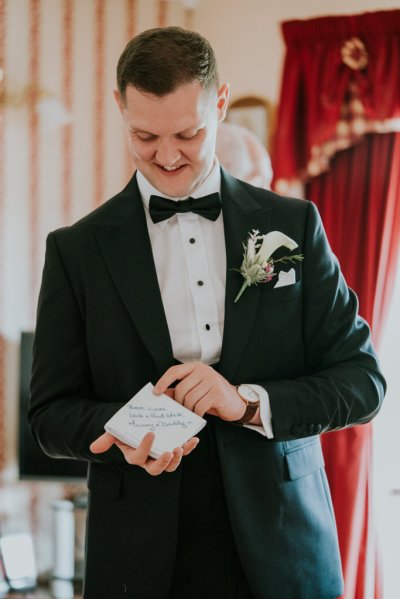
[179,131,199,140]
[133,132,156,142]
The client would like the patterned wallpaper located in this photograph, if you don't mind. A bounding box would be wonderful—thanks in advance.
[0,0,188,574]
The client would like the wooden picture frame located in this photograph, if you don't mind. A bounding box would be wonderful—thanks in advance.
[226,95,272,150]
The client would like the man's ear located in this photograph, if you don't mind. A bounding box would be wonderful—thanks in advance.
[113,89,124,114]
[217,83,230,123]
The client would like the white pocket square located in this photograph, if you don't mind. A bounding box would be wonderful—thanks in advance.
[274,268,296,288]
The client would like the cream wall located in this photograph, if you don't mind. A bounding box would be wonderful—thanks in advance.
[0,0,398,578]
[195,0,400,103]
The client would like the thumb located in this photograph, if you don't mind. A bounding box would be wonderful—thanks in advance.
[90,431,116,454]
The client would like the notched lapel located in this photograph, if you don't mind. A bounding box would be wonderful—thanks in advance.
[219,170,272,381]
[93,196,174,377]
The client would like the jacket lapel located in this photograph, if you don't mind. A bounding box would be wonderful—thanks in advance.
[93,175,174,377]
[219,168,272,381]
[92,169,272,381]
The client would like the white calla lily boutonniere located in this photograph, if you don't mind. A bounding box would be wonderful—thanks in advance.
[234,230,304,303]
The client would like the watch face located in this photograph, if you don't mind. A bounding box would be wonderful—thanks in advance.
[238,385,260,404]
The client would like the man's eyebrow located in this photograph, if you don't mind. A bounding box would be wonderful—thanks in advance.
[129,127,156,135]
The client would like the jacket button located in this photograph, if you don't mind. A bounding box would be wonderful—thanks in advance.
[291,424,304,437]
[307,423,322,435]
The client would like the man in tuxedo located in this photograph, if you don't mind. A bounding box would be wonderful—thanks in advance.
[29,27,385,599]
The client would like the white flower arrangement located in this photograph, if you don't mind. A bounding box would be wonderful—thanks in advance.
[234,230,304,303]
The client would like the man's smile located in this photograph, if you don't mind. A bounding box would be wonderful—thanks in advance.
[155,163,188,176]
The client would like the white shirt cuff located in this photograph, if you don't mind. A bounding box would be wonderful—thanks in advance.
[241,384,274,438]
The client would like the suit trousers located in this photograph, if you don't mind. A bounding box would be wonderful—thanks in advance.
[167,417,255,599]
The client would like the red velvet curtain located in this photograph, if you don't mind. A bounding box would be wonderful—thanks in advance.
[306,132,400,599]
[272,10,400,187]
[306,133,400,345]
[272,10,400,599]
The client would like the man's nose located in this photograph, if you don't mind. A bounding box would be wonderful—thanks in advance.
[155,139,181,166]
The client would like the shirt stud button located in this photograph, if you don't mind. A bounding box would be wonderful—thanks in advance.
[197,280,204,286]
[189,238,196,244]
[205,324,210,331]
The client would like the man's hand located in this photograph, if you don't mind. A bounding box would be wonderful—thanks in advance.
[90,430,199,476]
[154,362,246,421]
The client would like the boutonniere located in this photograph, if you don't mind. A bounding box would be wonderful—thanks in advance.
[234,230,304,303]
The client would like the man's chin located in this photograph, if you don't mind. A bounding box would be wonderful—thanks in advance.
[151,171,198,198]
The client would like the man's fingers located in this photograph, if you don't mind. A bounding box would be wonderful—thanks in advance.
[90,432,116,454]
[91,429,199,475]
[182,437,200,456]
[144,452,174,476]
[164,388,175,399]
[174,374,204,407]
[130,432,156,464]
[192,395,214,417]
[154,364,194,395]
[164,448,184,473]
[145,440,199,475]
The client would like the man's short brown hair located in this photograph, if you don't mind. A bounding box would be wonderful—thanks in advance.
[116,26,219,99]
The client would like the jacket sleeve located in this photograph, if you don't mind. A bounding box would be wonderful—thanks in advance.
[260,201,386,440]
[28,232,125,464]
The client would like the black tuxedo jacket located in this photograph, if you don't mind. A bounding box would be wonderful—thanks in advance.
[29,168,385,599]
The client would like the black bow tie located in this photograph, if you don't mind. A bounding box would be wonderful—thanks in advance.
[149,192,221,224]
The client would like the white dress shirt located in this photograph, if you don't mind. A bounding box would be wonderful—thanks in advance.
[137,162,273,438]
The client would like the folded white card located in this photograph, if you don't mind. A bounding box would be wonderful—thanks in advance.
[104,382,207,459]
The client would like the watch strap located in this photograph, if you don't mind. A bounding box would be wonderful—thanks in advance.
[233,385,260,424]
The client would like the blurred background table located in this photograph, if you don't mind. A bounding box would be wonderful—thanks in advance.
[1,579,82,599]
